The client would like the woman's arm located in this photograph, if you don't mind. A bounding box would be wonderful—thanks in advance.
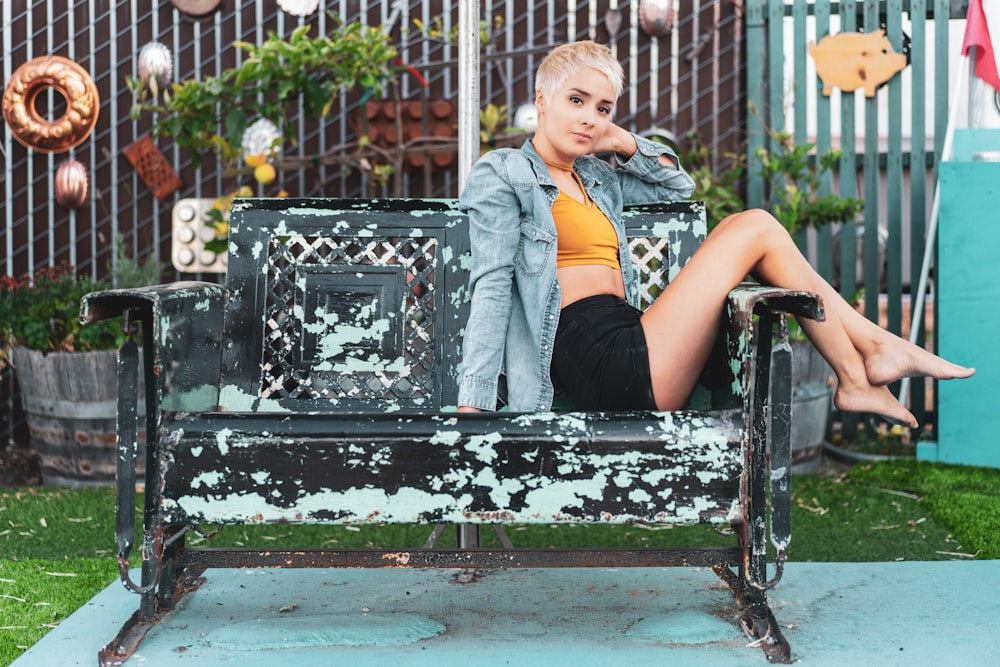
[456,154,523,411]
[597,126,695,204]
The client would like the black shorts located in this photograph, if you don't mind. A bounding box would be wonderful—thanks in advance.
[550,294,657,411]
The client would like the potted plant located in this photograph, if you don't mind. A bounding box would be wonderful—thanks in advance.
[1,248,160,486]
[754,129,863,235]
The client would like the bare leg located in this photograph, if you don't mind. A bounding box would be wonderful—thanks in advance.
[640,209,974,426]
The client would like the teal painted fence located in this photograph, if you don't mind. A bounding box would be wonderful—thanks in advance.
[746,0,960,429]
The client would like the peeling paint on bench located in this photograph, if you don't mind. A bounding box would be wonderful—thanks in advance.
[81,198,823,666]
[161,410,745,527]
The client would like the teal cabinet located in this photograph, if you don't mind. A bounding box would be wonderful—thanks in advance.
[920,130,1000,467]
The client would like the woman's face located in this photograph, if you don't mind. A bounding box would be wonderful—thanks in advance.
[535,67,617,160]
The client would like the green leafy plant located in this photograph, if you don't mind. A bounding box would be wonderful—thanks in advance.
[411,15,504,50]
[679,132,746,231]
[755,129,863,235]
[478,103,529,150]
[127,19,402,169]
[0,247,162,368]
[0,265,119,366]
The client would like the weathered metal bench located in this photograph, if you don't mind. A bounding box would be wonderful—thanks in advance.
[82,197,822,664]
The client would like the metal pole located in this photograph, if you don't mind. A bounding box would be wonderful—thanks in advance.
[457,0,481,550]
[457,0,480,191]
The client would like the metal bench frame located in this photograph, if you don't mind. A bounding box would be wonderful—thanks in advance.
[82,198,822,664]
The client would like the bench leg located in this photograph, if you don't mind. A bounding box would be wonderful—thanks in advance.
[423,524,514,549]
[157,526,187,611]
[456,524,480,548]
[99,565,206,667]
[713,564,791,664]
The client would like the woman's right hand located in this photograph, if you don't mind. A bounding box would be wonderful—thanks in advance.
[457,406,483,413]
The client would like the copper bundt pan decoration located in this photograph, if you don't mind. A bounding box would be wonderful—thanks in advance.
[3,55,100,153]
[54,159,90,209]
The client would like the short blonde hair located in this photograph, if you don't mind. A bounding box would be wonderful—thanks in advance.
[535,40,625,101]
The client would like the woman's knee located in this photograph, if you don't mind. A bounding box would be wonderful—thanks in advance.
[712,208,785,241]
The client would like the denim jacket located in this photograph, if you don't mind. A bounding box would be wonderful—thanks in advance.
[456,135,696,411]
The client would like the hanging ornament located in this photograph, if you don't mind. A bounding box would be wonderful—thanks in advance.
[277,0,320,17]
[2,55,100,153]
[171,0,223,17]
[512,102,538,133]
[241,118,281,158]
[639,0,676,38]
[137,42,173,98]
[54,159,89,209]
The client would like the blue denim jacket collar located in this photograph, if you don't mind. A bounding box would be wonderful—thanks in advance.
[521,139,606,194]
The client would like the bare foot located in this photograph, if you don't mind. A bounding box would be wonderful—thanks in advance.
[834,383,918,429]
[864,339,975,387]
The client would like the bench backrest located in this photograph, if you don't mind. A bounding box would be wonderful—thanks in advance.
[219,198,706,413]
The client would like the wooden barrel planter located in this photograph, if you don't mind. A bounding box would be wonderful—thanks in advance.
[789,340,834,473]
[10,346,145,487]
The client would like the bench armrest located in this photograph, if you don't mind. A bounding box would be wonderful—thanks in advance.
[82,282,226,580]
[726,282,823,564]
[81,281,227,413]
[725,281,824,405]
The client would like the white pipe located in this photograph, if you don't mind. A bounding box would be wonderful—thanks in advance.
[898,55,969,407]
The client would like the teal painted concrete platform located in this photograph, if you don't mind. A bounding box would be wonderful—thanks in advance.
[12,561,1000,666]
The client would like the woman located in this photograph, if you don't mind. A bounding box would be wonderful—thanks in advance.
[456,40,973,427]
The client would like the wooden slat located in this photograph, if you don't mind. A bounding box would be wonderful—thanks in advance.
[791,0,810,260]
[909,0,929,425]
[746,0,766,206]
[815,1,835,281]
[839,1,860,298]
[767,0,786,158]
[861,2,880,323]
[886,1,904,349]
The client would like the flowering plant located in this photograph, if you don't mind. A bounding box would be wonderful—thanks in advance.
[1,239,161,369]
[0,264,123,369]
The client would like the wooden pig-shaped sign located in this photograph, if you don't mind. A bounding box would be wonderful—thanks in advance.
[809,30,907,97]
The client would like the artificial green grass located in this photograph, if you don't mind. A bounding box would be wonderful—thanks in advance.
[0,559,118,666]
[1,458,997,666]
[782,469,969,562]
[1,487,121,560]
[846,459,1000,559]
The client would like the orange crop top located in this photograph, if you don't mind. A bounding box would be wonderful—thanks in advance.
[551,191,620,270]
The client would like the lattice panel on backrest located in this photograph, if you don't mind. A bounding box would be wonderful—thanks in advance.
[259,231,437,404]
[629,236,671,310]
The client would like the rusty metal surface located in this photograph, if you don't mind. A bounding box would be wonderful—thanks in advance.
[179,547,743,570]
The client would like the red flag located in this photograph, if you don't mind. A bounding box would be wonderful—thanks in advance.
[962,0,1000,91]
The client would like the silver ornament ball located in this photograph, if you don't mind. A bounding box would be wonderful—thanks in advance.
[138,42,173,91]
